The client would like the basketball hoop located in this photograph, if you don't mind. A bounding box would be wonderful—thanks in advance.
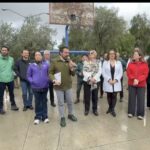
[67,8,83,29]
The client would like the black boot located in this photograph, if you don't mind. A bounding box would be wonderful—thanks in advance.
[111,111,116,117]
[74,99,80,104]
[106,108,112,114]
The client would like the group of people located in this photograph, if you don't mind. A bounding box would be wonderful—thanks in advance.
[74,47,149,120]
[0,46,149,128]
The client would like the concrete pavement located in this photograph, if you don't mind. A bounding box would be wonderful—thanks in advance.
[0,76,150,150]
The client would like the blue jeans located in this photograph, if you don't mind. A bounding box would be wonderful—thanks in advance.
[33,88,48,120]
[0,81,16,110]
[20,81,33,107]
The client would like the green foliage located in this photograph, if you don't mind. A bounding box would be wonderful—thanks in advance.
[14,17,56,51]
[0,21,15,48]
[0,17,56,61]
[58,37,66,50]
[61,6,126,56]
[116,31,135,57]
[94,6,126,55]
[130,13,150,53]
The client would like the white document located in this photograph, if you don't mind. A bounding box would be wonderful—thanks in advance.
[54,72,61,83]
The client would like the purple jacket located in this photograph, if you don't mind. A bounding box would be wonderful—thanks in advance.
[27,61,49,90]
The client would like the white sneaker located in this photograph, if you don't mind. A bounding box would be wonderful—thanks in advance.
[137,116,143,120]
[34,119,40,125]
[128,114,133,118]
[44,118,49,123]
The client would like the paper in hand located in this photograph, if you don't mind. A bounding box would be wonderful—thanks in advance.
[54,72,61,83]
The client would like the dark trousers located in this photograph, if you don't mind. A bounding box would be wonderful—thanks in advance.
[128,86,145,117]
[33,89,48,120]
[99,75,104,97]
[119,76,124,98]
[48,82,54,104]
[147,83,150,107]
[0,81,16,110]
[76,79,83,100]
[20,81,33,107]
[84,82,98,112]
[107,92,117,111]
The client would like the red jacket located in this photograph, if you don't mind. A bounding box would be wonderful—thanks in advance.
[126,61,149,87]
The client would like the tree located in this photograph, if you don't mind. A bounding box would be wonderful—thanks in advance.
[0,17,58,61]
[68,27,95,51]
[117,30,135,57]
[130,13,150,53]
[11,16,56,60]
[0,21,15,48]
[94,6,126,55]
[64,6,126,55]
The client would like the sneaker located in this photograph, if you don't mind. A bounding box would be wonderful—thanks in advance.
[60,117,66,127]
[44,118,49,123]
[137,116,144,120]
[128,114,133,118]
[0,109,6,115]
[11,105,19,111]
[34,119,40,125]
[68,114,77,121]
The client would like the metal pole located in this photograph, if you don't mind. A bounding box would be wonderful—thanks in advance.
[65,25,69,47]
[2,8,49,19]
[1,8,26,18]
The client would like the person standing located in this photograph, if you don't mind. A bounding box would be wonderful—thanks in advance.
[99,52,108,99]
[102,49,123,117]
[116,52,127,102]
[49,46,77,127]
[43,50,56,107]
[83,50,102,116]
[14,49,33,111]
[27,51,49,124]
[146,56,150,109]
[0,46,19,114]
[74,55,88,104]
[127,50,149,120]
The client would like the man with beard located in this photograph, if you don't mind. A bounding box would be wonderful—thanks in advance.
[49,47,77,127]
[14,49,33,111]
[0,46,19,114]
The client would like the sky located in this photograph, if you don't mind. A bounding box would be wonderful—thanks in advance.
[0,3,150,49]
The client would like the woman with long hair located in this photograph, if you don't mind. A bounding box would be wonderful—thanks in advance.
[102,49,123,117]
[127,50,149,120]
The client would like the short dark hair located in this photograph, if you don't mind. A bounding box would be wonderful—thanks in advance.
[21,49,29,53]
[82,54,88,58]
[59,46,69,54]
[1,46,9,51]
[33,51,41,56]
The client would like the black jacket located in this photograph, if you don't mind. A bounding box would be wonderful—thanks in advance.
[14,58,32,82]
